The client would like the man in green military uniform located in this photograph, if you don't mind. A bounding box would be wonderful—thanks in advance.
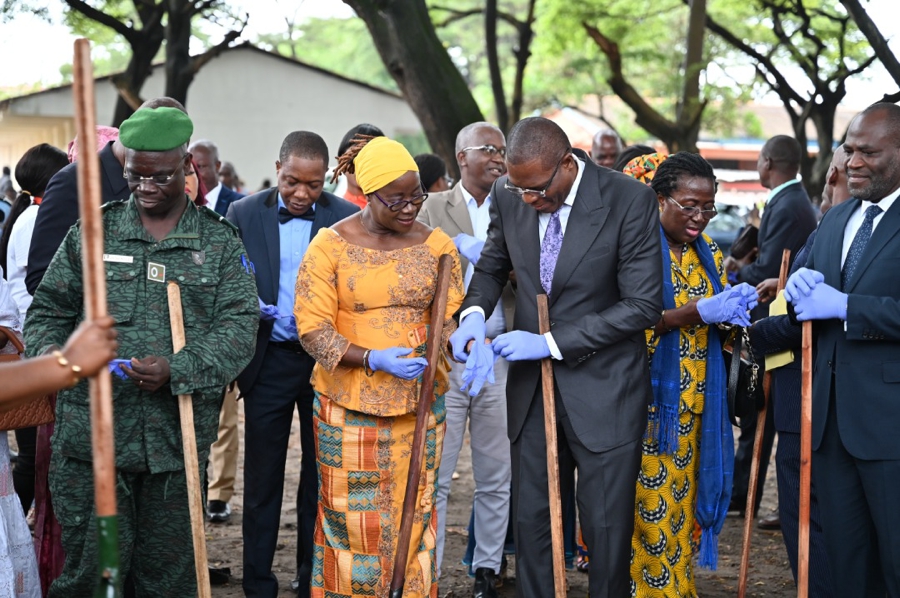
[25,107,258,597]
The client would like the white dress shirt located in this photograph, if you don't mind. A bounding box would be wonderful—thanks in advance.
[6,204,38,319]
[205,182,222,207]
[460,185,506,337]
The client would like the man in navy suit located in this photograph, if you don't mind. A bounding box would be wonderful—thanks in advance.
[226,131,359,597]
[189,139,244,216]
[785,102,900,596]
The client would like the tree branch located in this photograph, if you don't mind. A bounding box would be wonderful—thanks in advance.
[840,0,900,89]
[64,0,137,43]
[190,16,246,75]
[431,4,521,30]
[696,3,805,106]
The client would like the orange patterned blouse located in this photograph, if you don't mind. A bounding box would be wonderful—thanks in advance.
[294,227,464,417]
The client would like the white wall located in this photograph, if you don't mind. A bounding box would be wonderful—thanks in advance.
[0,46,422,191]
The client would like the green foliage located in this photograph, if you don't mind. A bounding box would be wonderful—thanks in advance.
[255,16,398,92]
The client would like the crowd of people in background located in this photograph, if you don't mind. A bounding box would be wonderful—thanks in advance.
[0,99,898,598]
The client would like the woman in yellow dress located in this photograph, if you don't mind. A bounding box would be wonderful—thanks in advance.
[295,135,464,598]
[626,152,758,597]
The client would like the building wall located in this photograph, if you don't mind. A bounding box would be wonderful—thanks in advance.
[0,46,422,191]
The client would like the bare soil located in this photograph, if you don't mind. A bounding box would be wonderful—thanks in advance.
[206,405,795,597]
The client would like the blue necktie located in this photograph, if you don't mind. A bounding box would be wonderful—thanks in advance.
[540,210,563,296]
[278,207,315,224]
[842,204,883,289]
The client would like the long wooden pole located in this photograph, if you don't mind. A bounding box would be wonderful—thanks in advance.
[390,254,454,598]
[537,294,566,598]
[73,38,121,598]
[797,320,813,597]
[166,282,211,598]
[738,248,791,598]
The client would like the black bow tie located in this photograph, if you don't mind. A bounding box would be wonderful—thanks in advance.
[278,207,316,224]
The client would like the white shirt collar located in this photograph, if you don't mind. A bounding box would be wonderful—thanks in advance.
[863,185,900,215]
[562,156,586,208]
[206,182,222,203]
[460,183,490,207]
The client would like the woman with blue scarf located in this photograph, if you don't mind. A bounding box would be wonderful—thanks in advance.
[627,152,758,597]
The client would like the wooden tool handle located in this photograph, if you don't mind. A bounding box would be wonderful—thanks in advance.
[798,320,813,598]
[167,282,211,598]
[537,294,566,598]
[738,248,790,598]
[390,254,454,594]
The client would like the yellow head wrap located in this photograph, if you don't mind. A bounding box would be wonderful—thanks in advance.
[353,137,419,195]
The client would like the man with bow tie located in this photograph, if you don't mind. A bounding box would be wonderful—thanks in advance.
[226,131,359,597]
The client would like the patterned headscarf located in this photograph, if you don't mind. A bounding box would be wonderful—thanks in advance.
[67,126,120,163]
[623,152,669,185]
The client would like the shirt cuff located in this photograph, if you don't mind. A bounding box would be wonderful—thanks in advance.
[460,306,486,323]
[544,332,563,360]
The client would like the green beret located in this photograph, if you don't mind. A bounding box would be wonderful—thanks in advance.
[119,107,193,151]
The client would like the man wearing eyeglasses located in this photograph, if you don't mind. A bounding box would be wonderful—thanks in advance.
[224,131,359,598]
[25,106,259,596]
[418,122,513,598]
[450,117,663,598]
[723,135,817,522]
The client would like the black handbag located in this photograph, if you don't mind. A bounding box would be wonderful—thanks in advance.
[723,326,765,428]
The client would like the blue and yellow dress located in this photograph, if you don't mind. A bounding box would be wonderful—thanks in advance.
[630,234,726,598]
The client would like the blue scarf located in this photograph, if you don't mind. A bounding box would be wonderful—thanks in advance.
[647,226,734,570]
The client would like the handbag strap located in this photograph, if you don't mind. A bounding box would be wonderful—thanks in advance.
[0,326,24,356]
[727,326,743,428]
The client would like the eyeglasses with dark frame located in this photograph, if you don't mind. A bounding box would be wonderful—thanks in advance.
[371,190,429,212]
[504,151,569,199]
[123,157,186,187]
[665,196,718,220]
[460,144,507,158]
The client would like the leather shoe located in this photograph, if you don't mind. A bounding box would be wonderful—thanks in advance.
[473,567,498,598]
[206,500,231,523]
[757,512,781,531]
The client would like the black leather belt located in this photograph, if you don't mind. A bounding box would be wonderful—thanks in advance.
[269,340,306,353]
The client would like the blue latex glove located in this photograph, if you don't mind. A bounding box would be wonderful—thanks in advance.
[450,312,486,363]
[491,330,551,361]
[784,268,825,303]
[697,283,758,326]
[454,233,486,265]
[108,359,131,380]
[460,341,496,396]
[793,282,848,321]
[258,297,281,321]
[284,315,298,337]
[368,347,429,380]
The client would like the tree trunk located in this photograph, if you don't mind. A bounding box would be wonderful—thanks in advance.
[343,0,484,179]
[509,0,536,126]
[110,31,164,126]
[164,0,195,106]
[485,0,509,132]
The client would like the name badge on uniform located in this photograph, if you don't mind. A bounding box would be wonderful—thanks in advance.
[147,262,166,283]
[103,254,134,264]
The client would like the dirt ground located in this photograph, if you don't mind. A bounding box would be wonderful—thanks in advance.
[205,404,796,597]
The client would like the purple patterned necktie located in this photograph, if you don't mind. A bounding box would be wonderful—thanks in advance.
[540,209,563,296]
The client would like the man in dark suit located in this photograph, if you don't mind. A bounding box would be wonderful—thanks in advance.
[451,117,662,598]
[25,97,186,296]
[750,147,849,597]
[726,135,818,518]
[226,131,359,598]
[785,102,900,597]
[189,139,244,216]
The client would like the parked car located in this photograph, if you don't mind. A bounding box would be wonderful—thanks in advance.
[706,205,746,255]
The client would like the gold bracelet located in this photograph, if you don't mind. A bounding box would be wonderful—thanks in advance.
[52,350,83,387]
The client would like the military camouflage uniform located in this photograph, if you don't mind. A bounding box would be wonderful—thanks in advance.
[25,197,258,598]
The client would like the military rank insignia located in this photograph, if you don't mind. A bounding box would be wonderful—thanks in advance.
[147,262,166,283]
